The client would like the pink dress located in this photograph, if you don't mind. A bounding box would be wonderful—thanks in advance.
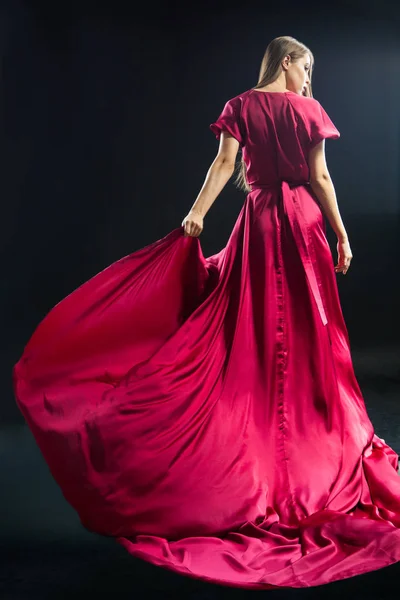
[12,88,400,590]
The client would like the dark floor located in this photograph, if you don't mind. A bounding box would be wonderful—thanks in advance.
[1,344,399,599]
[1,539,400,600]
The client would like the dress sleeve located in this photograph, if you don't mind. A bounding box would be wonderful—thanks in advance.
[209,97,244,146]
[308,99,340,148]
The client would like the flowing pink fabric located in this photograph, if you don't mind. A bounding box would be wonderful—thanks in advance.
[13,89,400,589]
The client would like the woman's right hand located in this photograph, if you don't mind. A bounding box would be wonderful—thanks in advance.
[181,210,204,237]
[335,237,353,275]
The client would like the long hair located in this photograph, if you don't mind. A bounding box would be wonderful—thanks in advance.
[234,36,315,193]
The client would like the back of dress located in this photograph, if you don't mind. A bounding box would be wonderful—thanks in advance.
[210,88,341,328]
[210,89,340,187]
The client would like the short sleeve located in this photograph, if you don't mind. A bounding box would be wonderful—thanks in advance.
[308,99,340,148]
[210,97,244,146]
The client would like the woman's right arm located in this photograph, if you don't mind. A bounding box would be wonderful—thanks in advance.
[308,139,347,241]
[308,140,353,274]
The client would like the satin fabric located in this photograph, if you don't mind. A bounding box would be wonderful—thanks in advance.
[13,89,400,589]
[251,180,328,326]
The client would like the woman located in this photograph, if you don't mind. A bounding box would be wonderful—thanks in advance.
[13,36,400,589]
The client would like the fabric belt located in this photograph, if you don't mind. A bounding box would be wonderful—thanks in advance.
[250,181,328,326]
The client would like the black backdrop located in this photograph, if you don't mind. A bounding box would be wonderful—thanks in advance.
[2,2,400,596]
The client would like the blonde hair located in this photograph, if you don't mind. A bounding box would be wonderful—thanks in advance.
[234,36,315,193]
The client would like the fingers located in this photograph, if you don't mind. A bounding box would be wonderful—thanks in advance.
[182,223,202,237]
[182,216,203,237]
[334,258,352,275]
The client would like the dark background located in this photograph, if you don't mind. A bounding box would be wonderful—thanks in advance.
[1,0,400,598]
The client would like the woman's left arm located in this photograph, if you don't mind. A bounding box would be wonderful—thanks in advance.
[187,132,239,218]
